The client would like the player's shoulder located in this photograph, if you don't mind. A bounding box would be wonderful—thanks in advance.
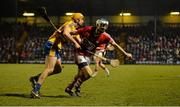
[63,20,75,27]
[102,32,111,37]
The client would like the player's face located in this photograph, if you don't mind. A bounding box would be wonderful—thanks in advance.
[76,18,84,27]
[97,23,108,33]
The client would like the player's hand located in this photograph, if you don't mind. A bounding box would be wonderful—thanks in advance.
[126,53,133,59]
[75,43,81,49]
[57,30,61,34]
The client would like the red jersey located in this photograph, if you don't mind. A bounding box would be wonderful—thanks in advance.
[76,26,114,55]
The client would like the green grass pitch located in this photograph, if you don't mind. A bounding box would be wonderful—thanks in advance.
[0,64,180,106]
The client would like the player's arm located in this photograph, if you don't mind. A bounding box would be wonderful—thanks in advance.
[70,26,91,36]
[63,25,80,49]
[105,33,132,59]
[70,30,78,35]
[111,41,132,59]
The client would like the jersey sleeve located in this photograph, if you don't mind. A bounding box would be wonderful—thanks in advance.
[104,32,115,43]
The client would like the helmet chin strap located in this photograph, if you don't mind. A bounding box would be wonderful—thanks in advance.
[100,28,106,32]
[98,26,106,32]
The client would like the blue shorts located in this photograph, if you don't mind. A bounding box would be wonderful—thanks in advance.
[44,41,61,59]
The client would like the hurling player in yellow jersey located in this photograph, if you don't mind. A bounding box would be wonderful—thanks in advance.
[30,13,84,98]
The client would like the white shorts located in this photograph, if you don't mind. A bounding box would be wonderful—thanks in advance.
[76,55,91,65]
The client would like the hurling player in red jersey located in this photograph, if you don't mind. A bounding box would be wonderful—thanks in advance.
[65,18,133,96]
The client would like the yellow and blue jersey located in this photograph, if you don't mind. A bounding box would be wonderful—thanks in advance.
[44,20,80,59]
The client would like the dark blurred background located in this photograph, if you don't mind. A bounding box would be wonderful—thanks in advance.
[0,0,180,16]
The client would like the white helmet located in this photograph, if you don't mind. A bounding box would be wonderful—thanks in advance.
[96,18,109,32]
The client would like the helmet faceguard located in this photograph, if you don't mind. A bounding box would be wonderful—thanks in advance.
[96,18,109,33]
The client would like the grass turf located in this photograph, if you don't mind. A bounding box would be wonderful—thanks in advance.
[0,64,180,106]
